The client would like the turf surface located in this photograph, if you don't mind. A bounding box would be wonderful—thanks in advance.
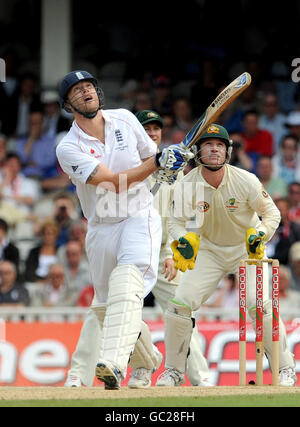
[0,394,299,407]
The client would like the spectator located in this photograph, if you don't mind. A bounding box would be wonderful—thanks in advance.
[221,84,259,133]
[278,265,300,319]
[41,90,70,139]
[288,242,300,292]
[259,92,287,152]
[118,80,138,110]
[132,91,153,113]
[0,260,29,307]
[0,72,40,139]
[57,219,88,264]
[272,134,300,185]
[15,110,58,179]
[172,97,195,133]
[152,75,173,115]
[256,156,287,199]
[229,132,253,171]
[267,198,300,265]
[170,129,186,144]
[29,263,78,307]
[41,164,72,194]
[284,111,300,140]
[160,114,175,149]
[242,110,274,170]
[287,182,300,224]
[62,240,91,294]
[0,152,40,214]
[24,219,59,283]
[0,134,8,169]
[0,218,19,272]
[53,192,79,247]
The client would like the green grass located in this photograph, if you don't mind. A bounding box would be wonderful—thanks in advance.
[0,394,299,407]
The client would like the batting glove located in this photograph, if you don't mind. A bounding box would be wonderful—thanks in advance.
[155,144,194,171]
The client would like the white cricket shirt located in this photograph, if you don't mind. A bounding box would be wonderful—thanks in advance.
[56,109,157,224]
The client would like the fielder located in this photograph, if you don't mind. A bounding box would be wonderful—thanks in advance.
[56,70,192,390]
[156,124,297,387]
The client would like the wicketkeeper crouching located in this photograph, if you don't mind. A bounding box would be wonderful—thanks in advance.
[156,124,297,387]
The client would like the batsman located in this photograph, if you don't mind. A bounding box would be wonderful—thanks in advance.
[156,124,297,387]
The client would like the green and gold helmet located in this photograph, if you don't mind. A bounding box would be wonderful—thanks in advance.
[194,123,233,167]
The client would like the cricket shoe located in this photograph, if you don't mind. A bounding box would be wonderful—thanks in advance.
[156,368,185,387]
[193,379,214,387]
[64,374,82,388]
[128,349,163,389]
[279,367,297,386]
[128,368,153,389]
[96,359,122,390]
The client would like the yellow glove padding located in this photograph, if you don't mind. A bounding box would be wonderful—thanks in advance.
[171,232,200,272]
[246,227,266,262]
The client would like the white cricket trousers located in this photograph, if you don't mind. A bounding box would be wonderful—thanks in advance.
[67,207,162,386]
[86,207,162,302]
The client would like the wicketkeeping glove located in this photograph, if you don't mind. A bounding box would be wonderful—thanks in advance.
[171,232,200,272]
[246,227,266,260]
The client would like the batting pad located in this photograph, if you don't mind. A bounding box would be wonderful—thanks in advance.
[99,264,144,376]
[164,299,194,373]
[129,321,162,371]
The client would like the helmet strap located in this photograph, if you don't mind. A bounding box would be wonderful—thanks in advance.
[64,85,105,119]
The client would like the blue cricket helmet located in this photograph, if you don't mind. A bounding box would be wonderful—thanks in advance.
[59,70,103,114]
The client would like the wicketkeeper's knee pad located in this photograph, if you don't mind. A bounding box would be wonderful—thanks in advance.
[248,299,295,371]
[100,264,144,375]
[129,321,162,371]
[164,299,194,373]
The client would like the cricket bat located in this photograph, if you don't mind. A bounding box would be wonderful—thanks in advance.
[151,72,252,195]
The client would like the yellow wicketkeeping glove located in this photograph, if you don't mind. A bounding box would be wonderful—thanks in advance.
[246,227,266,261]
[171,232,200,272]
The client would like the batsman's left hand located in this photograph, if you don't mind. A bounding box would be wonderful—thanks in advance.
[246,227,266,260]
[155,144,194,171]
[171,232,200,272]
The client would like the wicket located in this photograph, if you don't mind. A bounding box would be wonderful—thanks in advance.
[239,258,280,386]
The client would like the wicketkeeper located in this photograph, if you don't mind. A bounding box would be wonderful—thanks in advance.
[156,124,297,387]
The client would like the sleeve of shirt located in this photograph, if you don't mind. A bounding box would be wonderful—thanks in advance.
[120,109,157,159]
[56,141,100,184]
[248,174,281,241]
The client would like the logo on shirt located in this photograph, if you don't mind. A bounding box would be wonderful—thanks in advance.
[262,187,269,198]
[72,165,79,172]
[196,201,210,213]
[115,129,123,142]
[115,129,128,151]
[90,148,102,159]
[225,198,239,212]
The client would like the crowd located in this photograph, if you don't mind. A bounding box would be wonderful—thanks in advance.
[0,62,300,317]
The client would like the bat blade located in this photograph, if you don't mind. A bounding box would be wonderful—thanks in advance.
[150,72,251,196]
[182,72,251,149]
